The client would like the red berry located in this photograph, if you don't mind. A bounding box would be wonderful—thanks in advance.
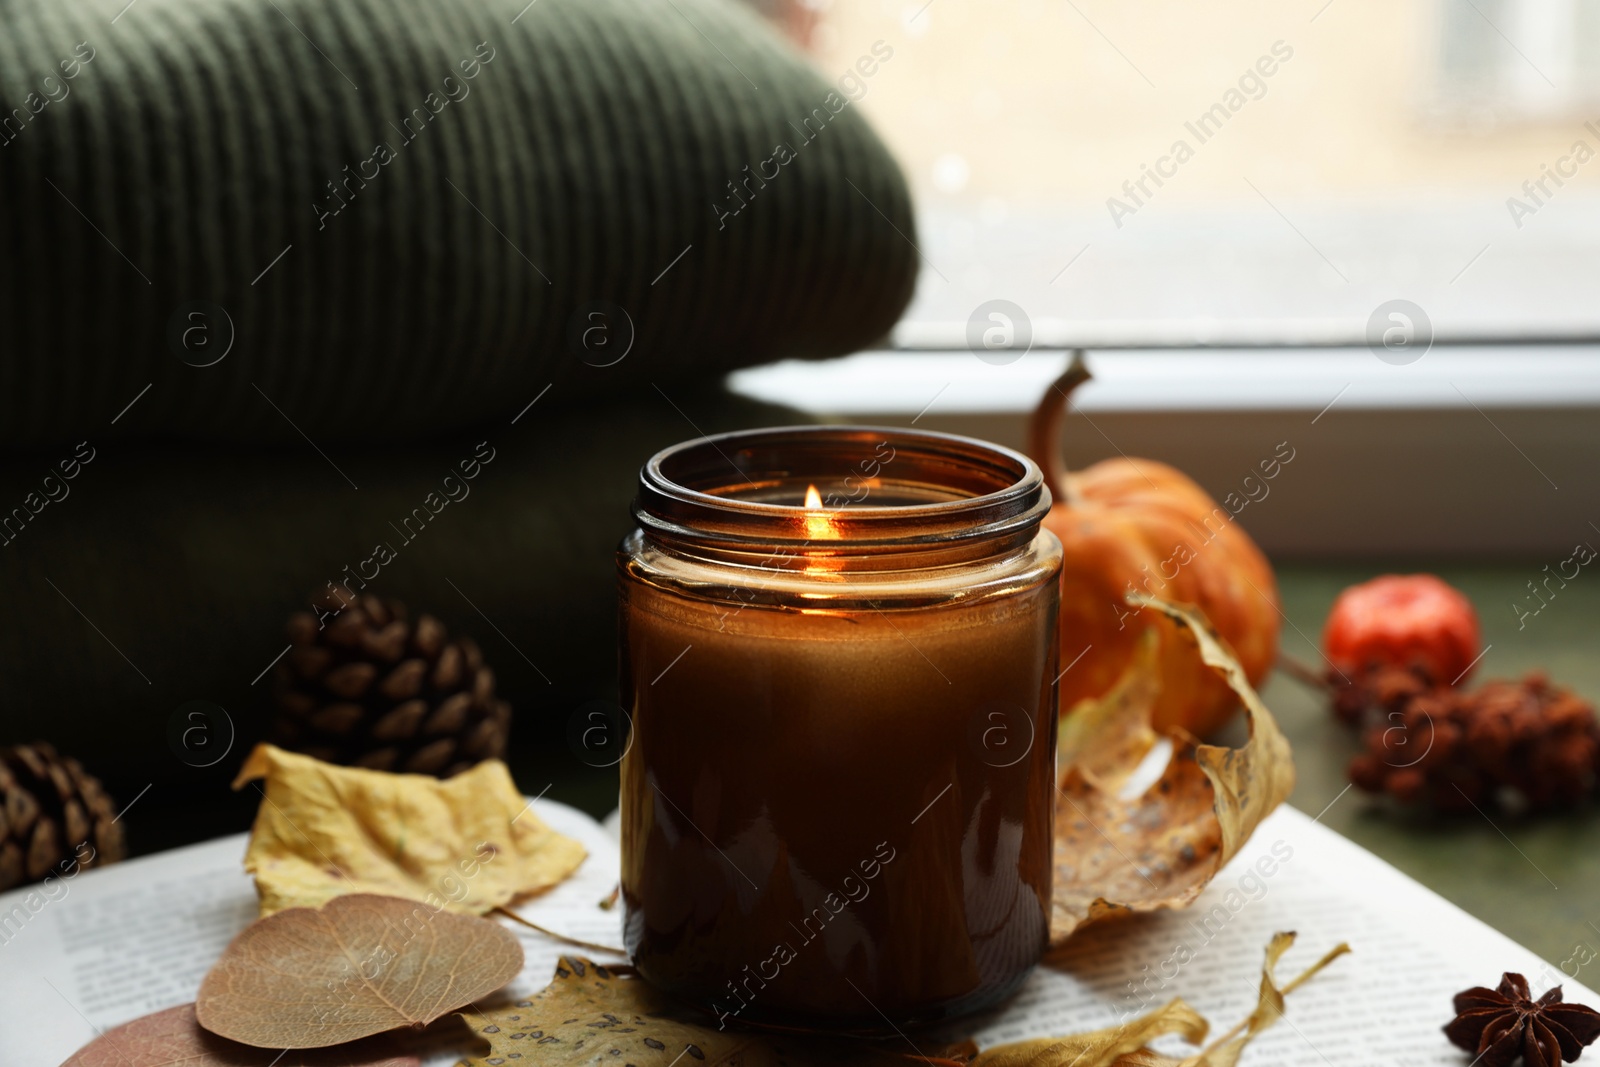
[1323,574,1481,685]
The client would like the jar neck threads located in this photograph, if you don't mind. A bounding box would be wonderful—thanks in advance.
[634,426,1052,569]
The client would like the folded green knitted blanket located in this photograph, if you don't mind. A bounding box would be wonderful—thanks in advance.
[0,0,916,445]
[0,385,809,800]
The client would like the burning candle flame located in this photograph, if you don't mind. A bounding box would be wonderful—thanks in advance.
[801,483,837,541]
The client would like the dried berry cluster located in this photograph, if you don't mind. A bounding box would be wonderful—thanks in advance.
[1334,664,1600,813]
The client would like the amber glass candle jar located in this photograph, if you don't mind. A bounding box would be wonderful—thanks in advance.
[618,426,1062,1030]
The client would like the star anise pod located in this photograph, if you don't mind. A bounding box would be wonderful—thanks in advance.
[1445,973,1600,1067]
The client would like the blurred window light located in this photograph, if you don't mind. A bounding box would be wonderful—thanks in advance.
[738,0,1600,351]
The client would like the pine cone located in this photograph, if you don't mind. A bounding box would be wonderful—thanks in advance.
[0,742,125,891]
[272,595,512,777]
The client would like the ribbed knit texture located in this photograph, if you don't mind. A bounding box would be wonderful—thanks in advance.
[0,0,917,446]
[0,386,808,797]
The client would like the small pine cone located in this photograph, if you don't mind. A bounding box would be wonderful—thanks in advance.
[0,743,125,892]
[272,595,513,777]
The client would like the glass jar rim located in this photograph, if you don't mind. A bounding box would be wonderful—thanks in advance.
[634,425,1052,550]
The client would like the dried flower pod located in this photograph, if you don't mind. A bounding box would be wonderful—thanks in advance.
[1335,666,1599,813]
[1445,972,1600,1067]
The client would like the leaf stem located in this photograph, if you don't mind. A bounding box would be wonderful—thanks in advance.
[494,907,628,956]
[1281,942,1351,996]
[1202,942,1352,1052]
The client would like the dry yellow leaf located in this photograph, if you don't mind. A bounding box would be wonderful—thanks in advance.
[968,998,1207,1067]
[1051,595,1295,946]
[1111,933,1351,1067]
[1056,628,1163,788]
[233,744,586,916]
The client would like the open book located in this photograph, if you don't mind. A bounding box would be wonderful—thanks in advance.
[1,800,1588,1065]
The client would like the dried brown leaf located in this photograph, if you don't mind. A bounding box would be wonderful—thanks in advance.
[233,744,586,917]
[1057,628,1163,789]
[196,893,522,1049]
[1051,596,1295,946]
[459,957,973,1067]
[59,1002,419,1066]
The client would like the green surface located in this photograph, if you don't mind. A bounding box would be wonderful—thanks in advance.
[1267,562,1600,970]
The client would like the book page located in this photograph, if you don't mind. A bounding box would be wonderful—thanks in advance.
[966,805,1598,1065]
[0,800,626,1067]
[2,800,1589,1066]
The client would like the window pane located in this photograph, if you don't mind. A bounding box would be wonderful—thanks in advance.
[775,0,1600,336]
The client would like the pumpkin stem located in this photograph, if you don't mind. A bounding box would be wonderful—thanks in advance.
[1026,349,1091,506]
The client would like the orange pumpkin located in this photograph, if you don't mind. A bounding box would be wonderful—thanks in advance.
[1026,355,1282,737]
